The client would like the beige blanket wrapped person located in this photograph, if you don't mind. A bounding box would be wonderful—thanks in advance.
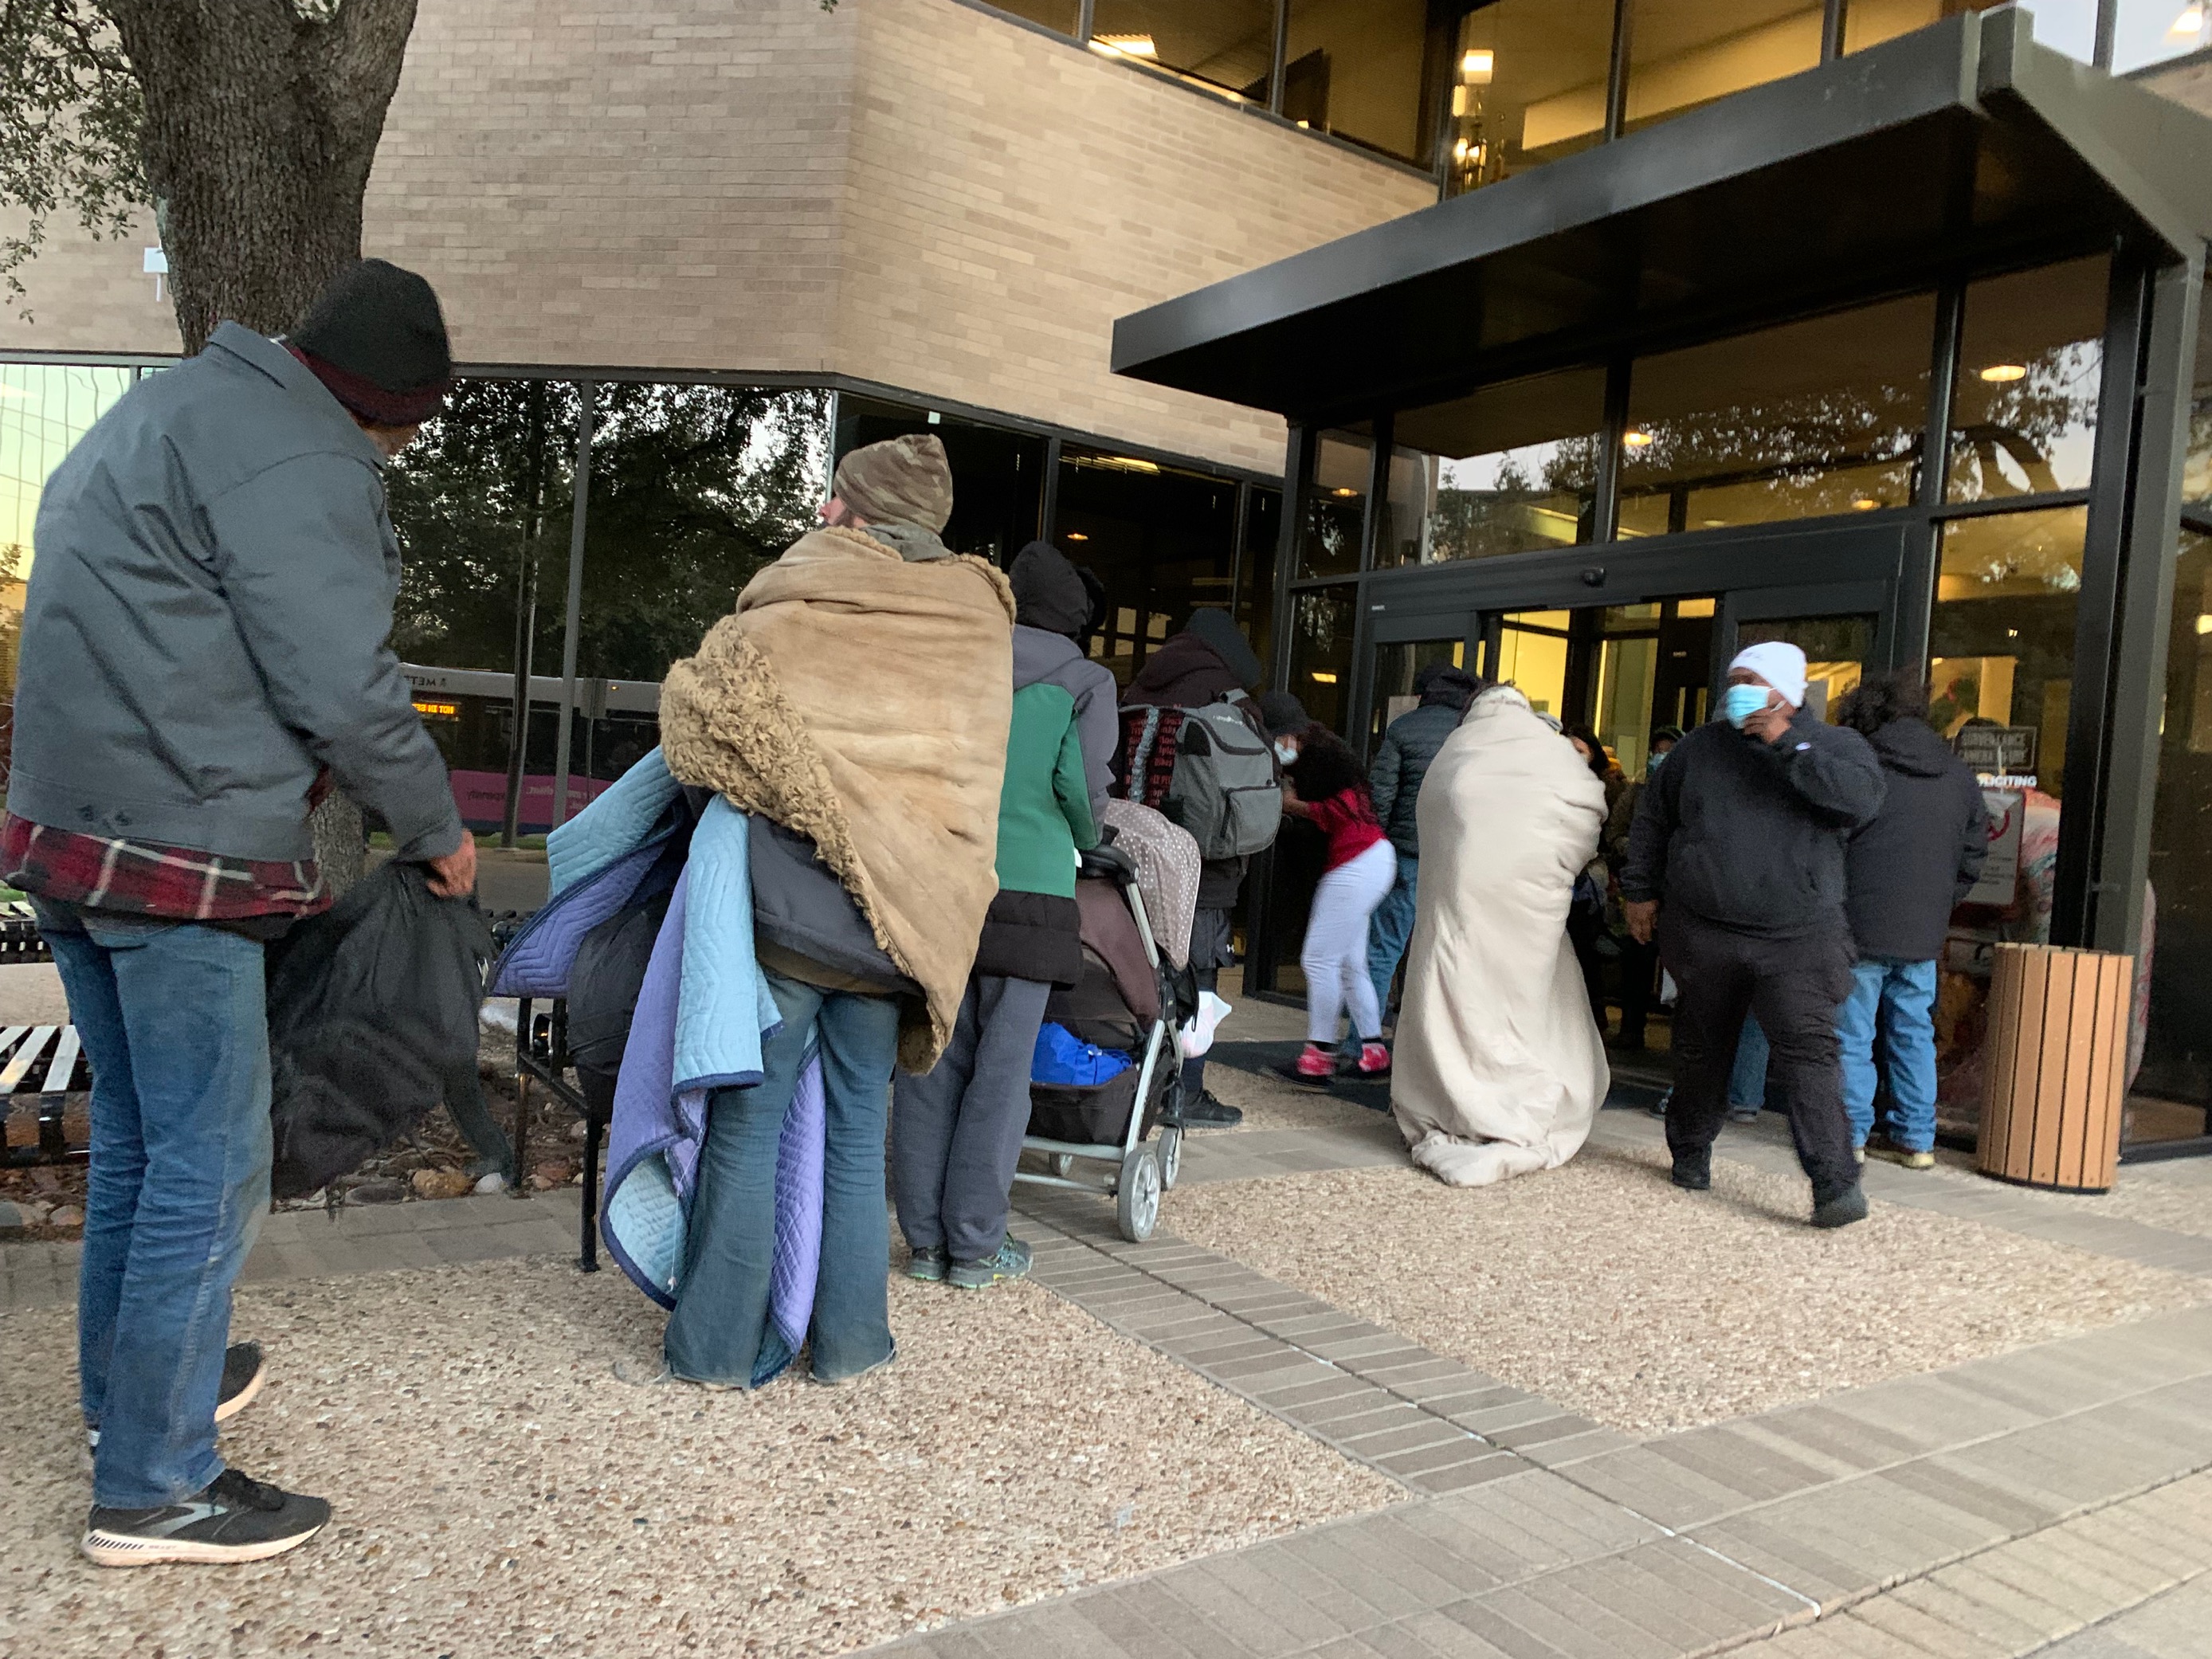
[1392,685,1610,1187]
[657,524,1015,1073]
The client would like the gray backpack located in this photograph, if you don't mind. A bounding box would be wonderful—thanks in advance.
[1128,694,1281,861]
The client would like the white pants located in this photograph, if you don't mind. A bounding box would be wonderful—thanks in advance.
[1302,840,1398,1045]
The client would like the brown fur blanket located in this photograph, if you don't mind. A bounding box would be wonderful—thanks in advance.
[659,525,1015,1072]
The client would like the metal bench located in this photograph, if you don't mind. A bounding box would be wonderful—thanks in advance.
[507,995,604,1273]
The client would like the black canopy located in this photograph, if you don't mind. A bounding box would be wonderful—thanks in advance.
[1111,8,2212,423]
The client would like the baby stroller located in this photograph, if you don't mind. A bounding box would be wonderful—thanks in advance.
[1014,839,1194,1241]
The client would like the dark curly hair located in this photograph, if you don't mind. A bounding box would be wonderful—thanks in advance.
[1835,669,1932,738]
[1562,724,1611,776]
[1288,725,1364,803]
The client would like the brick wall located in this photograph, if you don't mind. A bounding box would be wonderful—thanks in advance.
[0,0,1435,475]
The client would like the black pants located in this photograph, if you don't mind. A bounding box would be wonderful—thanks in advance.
[1615,935,1661,1049]
[1658,910,1859,1201]
[1566,903,1607,1028]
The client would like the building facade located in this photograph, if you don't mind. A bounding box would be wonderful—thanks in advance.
[6,0,2212,1155]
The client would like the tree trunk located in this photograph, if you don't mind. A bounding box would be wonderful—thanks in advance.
[96,0,419,348]
[96,2,419,895]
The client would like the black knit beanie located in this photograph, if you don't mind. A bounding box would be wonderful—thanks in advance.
[1009,540,1092,637]
[1182,607,1264,689]
[289,258,453,426]
[1257,690,1310,738]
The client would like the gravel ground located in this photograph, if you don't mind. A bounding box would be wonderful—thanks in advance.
[0,1257,1394,1659]
[1167,1143,2212,1434]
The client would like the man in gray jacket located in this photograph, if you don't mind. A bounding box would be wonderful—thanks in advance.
[1363,663,1478,1033]
[2,259,471,1566]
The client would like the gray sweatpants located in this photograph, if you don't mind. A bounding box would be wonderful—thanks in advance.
[891,974,1051,1265]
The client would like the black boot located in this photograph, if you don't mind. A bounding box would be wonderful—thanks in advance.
[1670,1147,1711,1191]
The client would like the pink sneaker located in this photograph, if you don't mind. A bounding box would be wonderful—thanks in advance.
[1293,1043,1335,1078]
[1357,1042,1391,1077]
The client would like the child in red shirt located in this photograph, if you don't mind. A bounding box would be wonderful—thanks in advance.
[1261,693,1398,1082]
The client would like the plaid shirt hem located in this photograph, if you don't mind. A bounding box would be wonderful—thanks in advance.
[0,813,329,922]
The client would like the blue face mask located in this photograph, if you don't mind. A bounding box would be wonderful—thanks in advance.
[1723,683,1774,729]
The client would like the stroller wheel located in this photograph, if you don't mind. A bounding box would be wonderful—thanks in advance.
[1157,1124,1182,1190]
[1116,1146,1161,1242]
[1050,1153,1075,1179]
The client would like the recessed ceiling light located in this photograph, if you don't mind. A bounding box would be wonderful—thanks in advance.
[1979,363,2028,382]
[1851,497,1881,511]
[1622,429,1654,448]
[1332,486,1359,498]
[1065,531,1088,541]
[1095,33,1157,57]
[1311,671,1339,684]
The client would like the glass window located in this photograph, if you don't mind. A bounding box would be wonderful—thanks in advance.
[1492,609,1572,716]
[990,0,1081,33]
[1623,1,1823,135]
[2137,527,2212,1140]
[576,384,830,786]
[386,378,583,837]
[1282,0,1434,163]
[1,363,135,773]
[1594,604,1662,776]
[1735,614,1873,721]
[1949,257,2108,504]
[1930,505,2086,798]
[833,395,1045,563]
[2189,290,2212,504]
[1299,431,1370,579]
[1844,0,2093,59]
[1445,0,1617,194]
[2113,0,2212,71]
[1384,368,1605,564]
[1370,637,1468,754]
[1091,2,1278,100]
[1057,449,1240,686]
[1288,583,1359,734]
[1619,294,1936,536]
[1234,484,1281,683]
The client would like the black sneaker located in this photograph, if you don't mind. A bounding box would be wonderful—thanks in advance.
[1671,1150,1712,1191]
[89,1342,265,1451]
[81,1467,329,1567]
[1179,1090,1243,1128]
[1811,1184,1870,1230]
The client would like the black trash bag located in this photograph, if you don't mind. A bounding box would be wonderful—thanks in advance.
[265,861,495,1200]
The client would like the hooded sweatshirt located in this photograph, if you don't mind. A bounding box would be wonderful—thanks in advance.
[1844,717,1990,961]
[971,626,1100,985]
[1012,618,1118,822]
[1621,708,1885,937]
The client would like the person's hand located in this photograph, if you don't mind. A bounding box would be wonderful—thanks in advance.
[1280,786,1305,818]
[1743,695,1794,746]
[1626,899,1658,944]
[425,835,478,899]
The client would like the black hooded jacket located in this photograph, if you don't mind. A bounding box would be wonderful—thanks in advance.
[1622,708,1886,938]
[1843,717,1990,961]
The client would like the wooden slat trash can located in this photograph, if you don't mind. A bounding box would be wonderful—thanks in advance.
[1978,943,2132,1194]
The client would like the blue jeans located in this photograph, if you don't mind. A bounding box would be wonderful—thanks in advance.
[664,968,900,1387]
[1730,1015,1769,1110]
[1837,956,1939,1153]
[1365,852,1419,1029]
[41,904,272,1508]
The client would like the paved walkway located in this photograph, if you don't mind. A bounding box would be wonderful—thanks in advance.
[7,1088,2211,1657]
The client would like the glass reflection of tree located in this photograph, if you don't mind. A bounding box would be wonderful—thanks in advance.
[1431,436,1598,561]
[386,381,827,687]
[1621,382,1928,524]
[579,383,826,683]
[386,378,579,676]
[1950,343,2101,499]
